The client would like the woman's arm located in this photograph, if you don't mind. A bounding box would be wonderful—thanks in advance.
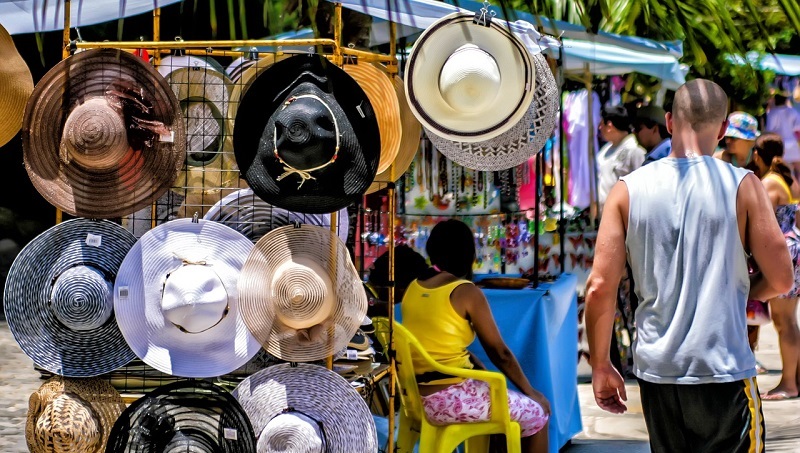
[452,284,551,415]
[761,177,785,210]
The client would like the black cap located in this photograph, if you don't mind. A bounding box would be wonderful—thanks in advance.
[636,105,667,127]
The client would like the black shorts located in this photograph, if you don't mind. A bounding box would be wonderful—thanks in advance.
[638,377,765,453]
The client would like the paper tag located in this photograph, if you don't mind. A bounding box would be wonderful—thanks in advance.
[346,349,359,360]
[117,286,129,300]
[159,131,175,143]
[355,102,366,118]
[85,233,102,247]
[223,428,238,440]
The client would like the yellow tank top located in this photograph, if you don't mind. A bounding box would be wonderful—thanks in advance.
[766,172,800,204]
[401,279,476,385]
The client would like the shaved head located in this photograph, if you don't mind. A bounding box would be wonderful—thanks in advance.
[672,79,728,130]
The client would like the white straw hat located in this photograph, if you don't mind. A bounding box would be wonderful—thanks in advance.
[113,218,262,378]
[405,12,535,143]
[238,225,367,362]
[3,218,137,377]
[426,52,559,171]
[233,363,377,453]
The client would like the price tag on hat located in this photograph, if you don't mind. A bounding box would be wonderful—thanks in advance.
[223,427,238,440]
[85,233,102,247]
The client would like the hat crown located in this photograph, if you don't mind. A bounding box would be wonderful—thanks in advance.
[184,101,223,165]
[272,256,334,330]
[438,44,501,114]
[35,394,100,453]
[61,97,129,170]
[50,266,113,331]
[258,412,324,453]
[725,111,760,140]
[161,263,228,333]
[274,94,338,169]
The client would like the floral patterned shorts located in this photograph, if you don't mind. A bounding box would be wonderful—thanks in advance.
[420,379,549,437]
[780,230,800,299]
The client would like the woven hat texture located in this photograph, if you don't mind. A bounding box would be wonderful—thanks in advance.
[0,23,34,147]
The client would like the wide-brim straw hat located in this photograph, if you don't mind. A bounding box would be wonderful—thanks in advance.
[426,53,558,171]
[233,54,380,214]
[238,225,367,362]
[107,380,257,452]
[0,23,34,148]
[343,61,401,175]
[367,74,422,193]
[22,48,186,218]
[4,218,137,377]
[405,12,535,143]
[203,188,349,244]
[113,218,262,378]
[26,377,127,453]
[233,363,377,452]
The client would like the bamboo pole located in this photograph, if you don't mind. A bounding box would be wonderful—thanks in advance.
[332,3,343,66]
[584,64,598,229]
[75,38,338,50]
[386,20,398,453]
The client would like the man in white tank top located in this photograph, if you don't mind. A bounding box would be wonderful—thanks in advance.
[585,79,794,453]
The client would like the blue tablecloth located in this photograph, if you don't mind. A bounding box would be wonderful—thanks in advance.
[393,273,582,452]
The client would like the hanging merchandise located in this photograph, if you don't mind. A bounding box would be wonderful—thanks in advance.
[113,218,262,378]
[563,89,601,208]
[4,219,137,377]
[233,54,381,214]
[0,23,33,148]
[233,363,378,452]
[22,48,186,218]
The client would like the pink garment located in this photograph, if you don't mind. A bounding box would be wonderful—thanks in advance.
[421,379,549,437]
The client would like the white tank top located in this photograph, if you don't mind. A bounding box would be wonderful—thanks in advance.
[621,156,755,384]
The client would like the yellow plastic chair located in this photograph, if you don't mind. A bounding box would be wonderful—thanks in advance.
[373,317,521,453]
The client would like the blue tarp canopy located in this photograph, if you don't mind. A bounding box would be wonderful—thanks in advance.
[728,51,800,76]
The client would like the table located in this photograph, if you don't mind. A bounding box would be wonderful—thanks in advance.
[470,273,582,452]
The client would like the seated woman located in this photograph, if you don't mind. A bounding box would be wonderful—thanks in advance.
[401,219,550,453]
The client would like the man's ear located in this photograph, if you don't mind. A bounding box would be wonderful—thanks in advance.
[717,120,729,141]
[665,112,674,135]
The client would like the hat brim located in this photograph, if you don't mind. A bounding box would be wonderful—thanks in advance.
[113,218,262,378]
[239,225,367,362]
[107,380,256,452]
[426,53,558,171]
[724,127,759,141]
[203,188,350,244]
[22,48,186,219]
[233,363,377,452]
[0,23,34,148]
[4,219,137,377]
[233,54,380,214]
[406,12,535,143]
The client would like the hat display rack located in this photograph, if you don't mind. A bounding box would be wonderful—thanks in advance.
[10,2,404,452]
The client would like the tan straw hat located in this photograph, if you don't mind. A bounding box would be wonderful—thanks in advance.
[0,23,33,148]
[367,74,422,193]
[26,376,126,453]
[239,225,367,362]
[22,48,186,218]
[343,62,401,174]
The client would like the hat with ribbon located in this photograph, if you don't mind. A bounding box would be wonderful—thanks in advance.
[405,11,535,143]
[113,218,262,378]
[232,363,377,453]
[238,225,367,362]
[424,52,558,171]
[107,380,257,452]
[26,377,127,453]
[233,54,381,214]
[0,23,34,148]
[3,218,137,377]
[22,48,186,218]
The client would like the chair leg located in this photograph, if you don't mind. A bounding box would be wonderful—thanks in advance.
[396,411,420,453]
[465,435,490,453]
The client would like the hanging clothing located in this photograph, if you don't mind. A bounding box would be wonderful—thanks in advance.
[564,89,601,208]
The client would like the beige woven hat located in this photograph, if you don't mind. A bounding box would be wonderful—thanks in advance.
[0,23,33,148]
[22,48,186,218]
[26,376,126,453]
[367,74,422,193]
[343,62,401,175]
[239,225,367,362]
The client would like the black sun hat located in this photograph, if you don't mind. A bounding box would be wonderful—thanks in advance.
[233,54,380,214]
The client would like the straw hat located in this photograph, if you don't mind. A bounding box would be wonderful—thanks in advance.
[238,225,367,362]
[367,74,422,193]
[426,53,558,171]
[343,61,401,174]
[203,188,350,243]
[26,377,127,453]
[113,218,262,378]
[0,23,34,148]
[233,363,377,453]
[3,218,137,377]
[405,12,535,143]
[107,380,257,452]
[233,54,380,214]
[22,48,186,218]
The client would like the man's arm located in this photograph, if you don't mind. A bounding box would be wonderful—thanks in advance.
[740,173,794,299]
[585,181,629,413]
